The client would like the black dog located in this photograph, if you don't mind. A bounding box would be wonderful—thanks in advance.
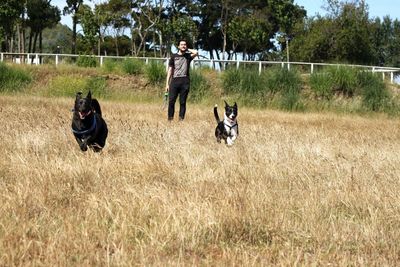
[71,91,108,152]
[214,101,239,146]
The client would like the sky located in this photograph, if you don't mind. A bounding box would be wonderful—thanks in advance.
[53,0,400,30]
[295,0,400,20]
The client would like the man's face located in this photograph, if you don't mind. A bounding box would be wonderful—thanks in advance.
[178,41,187,52]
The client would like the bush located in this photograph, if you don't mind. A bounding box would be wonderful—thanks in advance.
[326,66,358,96]
[85,76,108,98]
[145,61,166,85]
[222,68,242,94]
[357,71,390,111]
[76,55,97,68]
[265,67,302,110]
[189,69,209,103]
[102,59,118,72]
[121,58,144,75]
[45,76,86,97]
[0,62,32,92]
[310,72,333,100]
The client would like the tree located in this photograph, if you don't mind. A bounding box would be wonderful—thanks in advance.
[290,0,375,64]
[105,0,130,56]
[130,0,165,56]
[64,0,83,54]
[27,0,60,55]
[0,0,24,52]
[77,4,99,54]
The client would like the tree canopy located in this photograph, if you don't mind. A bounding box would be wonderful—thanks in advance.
[0,0,400,67]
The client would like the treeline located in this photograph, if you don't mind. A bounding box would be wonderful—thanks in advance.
[1,0,400,67]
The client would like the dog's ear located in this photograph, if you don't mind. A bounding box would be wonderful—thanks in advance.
[86,90,92,99]
[224,100,229,107]
[234,102,237,108]
[76,92,82,100]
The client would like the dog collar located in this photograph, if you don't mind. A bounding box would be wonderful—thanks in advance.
[224,122,237,130]
[72,116,97,135]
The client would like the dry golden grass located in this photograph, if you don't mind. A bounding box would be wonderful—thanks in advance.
[1,95,400,266]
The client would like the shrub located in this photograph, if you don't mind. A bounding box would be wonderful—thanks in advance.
[265,67,302,110]
[76,55,97,68]
[357,71,390,111]
[102,59,118,72]
[85,76,108,98]
[145,61,166,85]
[121,58,144,75]
[222,68,242,94]
[310,72,333,100]
[326,66,358,96]
[189,69,209,103]
[0,62,32,92]
[45,76,86,97]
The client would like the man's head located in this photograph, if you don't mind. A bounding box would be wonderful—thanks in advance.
[177,40,187,53]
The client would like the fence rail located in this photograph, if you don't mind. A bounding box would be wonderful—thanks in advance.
[1,52,400,83]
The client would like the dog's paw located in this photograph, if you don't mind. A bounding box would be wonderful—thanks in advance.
[227,138,234,146]
[80,143,88,151]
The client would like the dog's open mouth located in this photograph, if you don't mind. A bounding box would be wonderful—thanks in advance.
[79,110,92,119]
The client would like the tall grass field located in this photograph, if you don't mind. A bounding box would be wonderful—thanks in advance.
[1,62,400,265]
[1,93,400,265]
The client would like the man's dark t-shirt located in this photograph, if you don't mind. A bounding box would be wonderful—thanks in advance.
[168,53,193,85]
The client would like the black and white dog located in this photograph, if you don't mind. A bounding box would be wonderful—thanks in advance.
[214,101,239,146]
[71,91,108,152]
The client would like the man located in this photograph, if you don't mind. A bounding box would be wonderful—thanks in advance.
[165,40,198,121]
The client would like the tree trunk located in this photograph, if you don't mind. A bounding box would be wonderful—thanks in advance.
[39,30,42,63]
[72,14,77,54]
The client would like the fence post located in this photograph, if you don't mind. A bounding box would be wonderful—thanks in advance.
[382,72,385,80]
[211,59,214,70]
[311,63,314,74]
[0,53,3,62]
[100,56,103,67]
[236,60,239,69]
[258,61,262,75]
[55,54,59,66]
[35,54,39,65]
[391,72,394,83]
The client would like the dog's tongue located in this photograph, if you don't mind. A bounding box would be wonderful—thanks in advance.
[79,111,89,119]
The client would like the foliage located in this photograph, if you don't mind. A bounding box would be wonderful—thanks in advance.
[26,0,61,53]
[264,67,303,110]
[84,76,108,98]
[222,68,242,94]
[189,69,210,103]
[121,58,144,75]
[76,55,98,68]
[357,71,390,111]
[0,63,31,92]
[310,66,358,98]
[145,61,166,85]
[77,4,99,54]
[327,66,358,97]
[310,72,333,100]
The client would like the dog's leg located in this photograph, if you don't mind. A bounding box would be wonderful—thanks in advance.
[75,136,88,151]
[227,137,233,146]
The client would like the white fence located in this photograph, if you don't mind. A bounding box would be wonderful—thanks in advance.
[1,52,400,83]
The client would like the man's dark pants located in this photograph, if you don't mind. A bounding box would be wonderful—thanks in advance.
[168,81,189,120]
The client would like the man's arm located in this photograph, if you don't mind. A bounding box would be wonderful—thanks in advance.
[187,48,198,58]
[165,66,173,92]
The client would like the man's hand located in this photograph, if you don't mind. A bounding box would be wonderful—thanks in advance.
[187,48,199,58]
